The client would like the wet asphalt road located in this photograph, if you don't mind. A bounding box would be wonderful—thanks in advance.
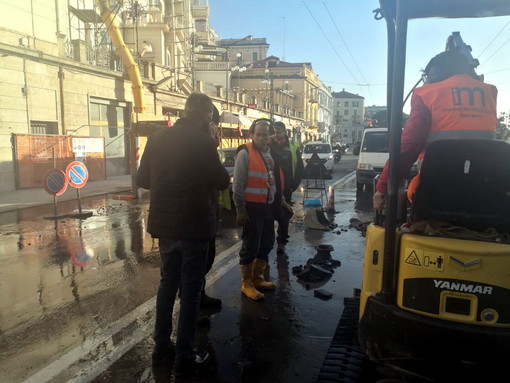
[0,156,377,383]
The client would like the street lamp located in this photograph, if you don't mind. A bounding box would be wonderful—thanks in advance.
[124,1,148,58]
[224,35,252,111]
[190,33,203,92]
[261,68,273,116]
[231,52,247,96]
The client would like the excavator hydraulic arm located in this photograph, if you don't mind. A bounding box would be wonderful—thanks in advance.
[95,0,145,114]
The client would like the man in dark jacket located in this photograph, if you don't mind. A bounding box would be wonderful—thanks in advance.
[136,93,229,376]
[269,121,304,254]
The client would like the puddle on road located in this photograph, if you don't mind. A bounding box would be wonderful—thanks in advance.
[0,194,163,383]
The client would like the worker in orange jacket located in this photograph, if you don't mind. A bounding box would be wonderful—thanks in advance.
[233,119,284,301]
[373,50,498,211]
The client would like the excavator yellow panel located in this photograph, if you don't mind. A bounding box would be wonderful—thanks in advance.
[397,233,510,326]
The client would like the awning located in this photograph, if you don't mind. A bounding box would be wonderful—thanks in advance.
[221,111,252,127]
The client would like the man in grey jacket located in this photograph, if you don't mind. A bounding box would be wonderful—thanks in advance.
[136,93,229,376]
[233,119,280,301]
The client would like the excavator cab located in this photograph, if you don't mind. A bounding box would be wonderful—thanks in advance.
[358,0,510,377]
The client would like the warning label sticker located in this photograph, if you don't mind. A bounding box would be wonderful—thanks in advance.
[405,248,444,271]
[405,250,421,266]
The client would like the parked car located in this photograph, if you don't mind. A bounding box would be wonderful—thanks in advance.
[302,142,334,174]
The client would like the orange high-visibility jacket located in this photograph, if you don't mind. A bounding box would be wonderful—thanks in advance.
[243,143,284,203]
[407,74,498,199]
[244,142,272,203]
[414,74,497,147]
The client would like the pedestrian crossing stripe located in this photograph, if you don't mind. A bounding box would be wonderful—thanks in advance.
[405,250,421,266]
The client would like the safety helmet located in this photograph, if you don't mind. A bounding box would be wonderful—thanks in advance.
[423,50,478,84]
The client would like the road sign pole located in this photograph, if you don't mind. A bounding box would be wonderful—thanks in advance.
[66,161,92,219]
[43,168,69,220]
[76,188,82,214]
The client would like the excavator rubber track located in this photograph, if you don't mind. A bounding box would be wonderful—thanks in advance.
[316,293,375,383]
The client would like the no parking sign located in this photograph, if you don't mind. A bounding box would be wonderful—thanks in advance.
[66,161,89,189]
[43,168,68,196]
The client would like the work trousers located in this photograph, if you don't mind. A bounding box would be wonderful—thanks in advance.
[239,202,275,265]
[153,238,208,364]
[275,188,294,245]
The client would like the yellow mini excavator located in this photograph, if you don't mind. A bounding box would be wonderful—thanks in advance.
[358,0,510,380]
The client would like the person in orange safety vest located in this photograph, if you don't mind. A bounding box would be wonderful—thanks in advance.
[233,119,284,301]
[373,50,498,211]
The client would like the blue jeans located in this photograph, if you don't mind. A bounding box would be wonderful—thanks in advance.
[153,238,208,363]
[239,202,275,265]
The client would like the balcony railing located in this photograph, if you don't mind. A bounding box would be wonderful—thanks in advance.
[194,61,229,71]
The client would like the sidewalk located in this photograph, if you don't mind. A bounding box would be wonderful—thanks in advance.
[0,175,134,214]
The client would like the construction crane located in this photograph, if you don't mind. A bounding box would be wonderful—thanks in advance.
[95,0,145,114]
[95,0,145,197]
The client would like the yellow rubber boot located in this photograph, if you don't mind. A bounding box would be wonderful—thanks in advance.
[240,264,264,301]
[252,258,276,290]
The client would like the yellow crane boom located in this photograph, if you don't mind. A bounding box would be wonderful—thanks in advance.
[95,0,145,114]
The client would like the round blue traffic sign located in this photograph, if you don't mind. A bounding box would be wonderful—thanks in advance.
[72,249,94,267]
[66,161,89,189]
[43,168,68,196]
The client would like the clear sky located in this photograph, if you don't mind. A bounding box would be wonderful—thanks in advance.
[209,0,510,116]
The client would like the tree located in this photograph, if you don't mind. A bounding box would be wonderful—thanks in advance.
[496,113,509,141]
[373,110,387,126]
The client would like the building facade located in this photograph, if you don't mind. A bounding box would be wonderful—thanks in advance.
[317,79,333,143]
[332,90,365,144]
[0,0,334,193]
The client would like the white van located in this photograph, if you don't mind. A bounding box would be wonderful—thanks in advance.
[354,127,389,193]
[353,127,417,194]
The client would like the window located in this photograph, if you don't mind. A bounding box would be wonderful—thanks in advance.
[304,143,332,154]
[344,110,349,116]
[30,121,58,135]
[252,52,258,61]
[344,101,349,107]
[362,131,389,152]
[89,97,130,176]
[337,101,340,107]
[353,101,359,107]
[353,110,358,117]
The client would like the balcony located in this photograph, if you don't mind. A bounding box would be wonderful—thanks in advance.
[194,61,228,70]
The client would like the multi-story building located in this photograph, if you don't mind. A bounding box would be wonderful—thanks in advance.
[317,79,333,142]
[0,0,331,193]
[0,0,213,193]
[218,37,269,67]
[332,89,365,144]
[237,56,319,142]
